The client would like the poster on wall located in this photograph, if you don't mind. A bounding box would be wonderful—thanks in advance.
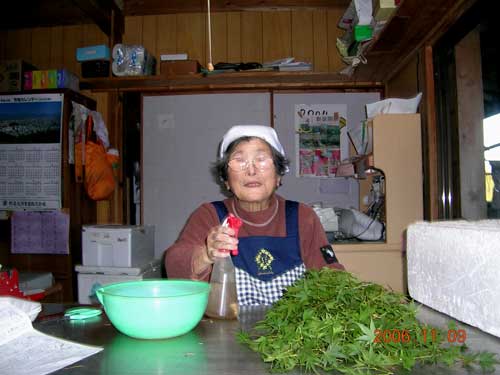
[295,104,347,177]
[0,94,63,210]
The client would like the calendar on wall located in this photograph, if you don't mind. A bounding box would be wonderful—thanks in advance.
[0,94,63,210]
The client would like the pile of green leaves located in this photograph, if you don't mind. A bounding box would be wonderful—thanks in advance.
[238,268,498,374]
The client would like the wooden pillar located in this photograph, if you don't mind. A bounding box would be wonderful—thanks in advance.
[422,46,440,220]
[109,90,124,223]
[455,28,486,219]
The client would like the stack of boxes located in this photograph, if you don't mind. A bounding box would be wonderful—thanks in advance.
[23,69,79,91]
[76,225,160,304]
[0,59,79,92]
[0,60,36,92]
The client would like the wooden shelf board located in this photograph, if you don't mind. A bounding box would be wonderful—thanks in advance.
[80,72,383,92]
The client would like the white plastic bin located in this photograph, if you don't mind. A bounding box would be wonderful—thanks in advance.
[75,260,161,304]
[82,225,155,267]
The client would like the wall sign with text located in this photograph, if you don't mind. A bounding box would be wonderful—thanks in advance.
[295,104,347,178]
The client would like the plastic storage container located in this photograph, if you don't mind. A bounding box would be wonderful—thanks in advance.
[82,225,155,268]
[75,259,161,304]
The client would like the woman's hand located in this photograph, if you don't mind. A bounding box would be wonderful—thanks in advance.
[205,225,239,262]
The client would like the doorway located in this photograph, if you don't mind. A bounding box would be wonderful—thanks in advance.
[433,0,500,219]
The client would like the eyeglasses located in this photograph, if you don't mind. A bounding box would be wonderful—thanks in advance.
[228,155,274,172]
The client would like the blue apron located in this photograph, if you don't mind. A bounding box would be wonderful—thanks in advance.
[212,200,306,305]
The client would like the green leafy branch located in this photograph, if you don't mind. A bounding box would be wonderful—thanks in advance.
[237,268,499,374]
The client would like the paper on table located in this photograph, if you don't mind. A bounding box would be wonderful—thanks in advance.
[0,301,102,375]
[0,296,42,322]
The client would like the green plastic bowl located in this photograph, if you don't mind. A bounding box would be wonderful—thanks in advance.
[96,279,210,340]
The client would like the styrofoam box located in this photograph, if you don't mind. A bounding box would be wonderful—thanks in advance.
[75,260,161,305]
[82,225,155,268]
[407,220,500,338]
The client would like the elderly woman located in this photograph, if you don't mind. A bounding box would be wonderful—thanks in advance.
[165,125,344,305]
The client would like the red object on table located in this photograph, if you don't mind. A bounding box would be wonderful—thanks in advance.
[0,268,46,301]
[0,268,25,298]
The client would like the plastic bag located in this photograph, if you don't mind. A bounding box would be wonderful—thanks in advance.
[85,140,115,200]
[75,114,116,200]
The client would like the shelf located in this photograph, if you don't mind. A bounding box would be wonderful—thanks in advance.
[352,0,476,81]
[80,0,475,91]
[80,71,383,92]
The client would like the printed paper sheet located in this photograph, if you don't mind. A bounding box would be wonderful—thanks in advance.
[0,300,102,375]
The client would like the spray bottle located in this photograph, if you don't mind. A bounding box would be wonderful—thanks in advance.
[205,214,242,319]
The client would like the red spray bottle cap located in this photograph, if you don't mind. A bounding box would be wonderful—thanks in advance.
[221,213,242,255]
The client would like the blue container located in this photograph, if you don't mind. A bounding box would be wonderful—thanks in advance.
[76,45,110,62]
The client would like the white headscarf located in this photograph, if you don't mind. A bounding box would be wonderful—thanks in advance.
[219,125,286,158]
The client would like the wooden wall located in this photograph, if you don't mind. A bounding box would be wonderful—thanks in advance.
[0,24,114,223]
[120,10,345,72]
[0,9,346,75]
[385,56,419,99]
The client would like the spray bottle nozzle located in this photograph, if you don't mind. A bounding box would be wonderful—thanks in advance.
[221,213,242,255]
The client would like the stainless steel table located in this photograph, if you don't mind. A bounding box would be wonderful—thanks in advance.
[34,304,500,375]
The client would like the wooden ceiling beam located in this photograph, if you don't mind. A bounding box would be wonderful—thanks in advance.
[71,0,123,37]
[0,0,123,38]
[123,0,350,16]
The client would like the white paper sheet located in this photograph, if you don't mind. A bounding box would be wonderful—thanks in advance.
[0,301,102,375]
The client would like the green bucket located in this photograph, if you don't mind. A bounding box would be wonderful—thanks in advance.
[96,279,210,339]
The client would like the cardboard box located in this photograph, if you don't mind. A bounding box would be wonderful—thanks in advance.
[160,60,201,77]
[82,225,155,268]
[27,69,79,91]
[81,60,110,78]
[32,70,44,89]
[373,0,397,21]
[23,71,32,90]
[76,44,110,62]
[0,60,37,92]
[57,69,79,91]
[354,25,373,41]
